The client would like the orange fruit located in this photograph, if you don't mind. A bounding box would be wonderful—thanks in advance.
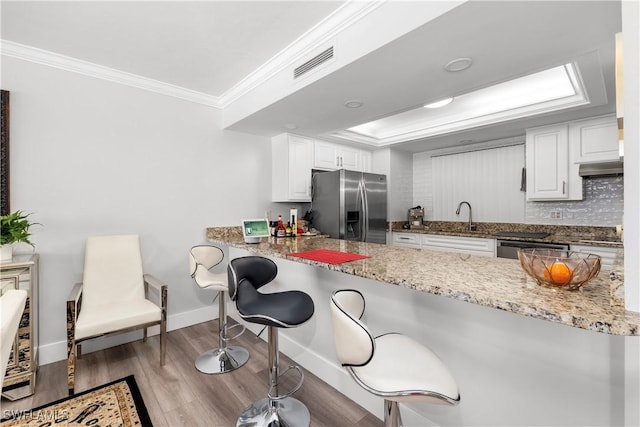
[544,261,573,285]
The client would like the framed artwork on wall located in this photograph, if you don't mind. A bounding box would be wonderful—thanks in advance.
[1,90,8,216]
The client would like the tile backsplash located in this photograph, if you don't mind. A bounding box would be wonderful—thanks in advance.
[525,176,624,226]
[414,151,623,227]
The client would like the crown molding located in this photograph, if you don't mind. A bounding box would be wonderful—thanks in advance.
[217,0,385,108]
[0,0,384,109]
[0,40,222,108]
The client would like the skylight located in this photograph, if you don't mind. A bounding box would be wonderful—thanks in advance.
[336,63,589,146]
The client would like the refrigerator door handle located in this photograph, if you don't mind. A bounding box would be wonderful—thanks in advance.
[361,177,369,242]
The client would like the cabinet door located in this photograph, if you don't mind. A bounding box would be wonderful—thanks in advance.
[392,232,421,248]
[422,234,496,257]
[340,146,360,170]
[360,150,372,172]
[313,141,339,170]
[571,116,619,163]
[570,244,622,268]
[288,136,313,201]
[526,124,569,200]
[272,134,312,202]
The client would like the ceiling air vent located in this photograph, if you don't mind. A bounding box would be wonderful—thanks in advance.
[294,46,334,79]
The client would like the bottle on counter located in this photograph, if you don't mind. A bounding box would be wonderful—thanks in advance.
[285,222,292,237]
[277,215,286,237]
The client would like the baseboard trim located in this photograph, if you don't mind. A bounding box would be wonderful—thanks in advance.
[233,315,433,426]
[39,306,215,366]
[38,307,432,425]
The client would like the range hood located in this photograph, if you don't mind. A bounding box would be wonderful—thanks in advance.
[578,161,624,177]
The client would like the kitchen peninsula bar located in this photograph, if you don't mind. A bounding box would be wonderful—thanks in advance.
[207,226,639,426]
[207,227,638,335]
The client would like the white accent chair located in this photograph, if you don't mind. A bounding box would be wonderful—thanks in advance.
[67,235,167,395]
[330,289,460,427]
[188,245,248,374]
[1,289,28,391]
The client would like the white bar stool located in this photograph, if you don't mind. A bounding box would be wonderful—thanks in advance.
[189,245,249,374]
[330,289,460,427]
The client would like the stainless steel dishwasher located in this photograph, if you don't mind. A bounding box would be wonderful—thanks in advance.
[496,240,569,259]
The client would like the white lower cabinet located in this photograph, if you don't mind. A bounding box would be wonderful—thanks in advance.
[422,234,496,257]
[570,244,622,268]
[391,232,496,257]
[392,232,421,248]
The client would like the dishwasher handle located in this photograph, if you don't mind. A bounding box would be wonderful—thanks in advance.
[496,240,569,259]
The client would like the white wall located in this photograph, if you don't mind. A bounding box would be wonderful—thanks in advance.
[432,144,525,223]
[389,148,413,221]
[1,55,280,362]
[372,147,413,222]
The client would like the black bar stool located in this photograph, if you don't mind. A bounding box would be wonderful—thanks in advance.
[228,256,315,427]
[189,245,249,374]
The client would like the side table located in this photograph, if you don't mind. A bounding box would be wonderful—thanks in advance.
[1,253,39,400]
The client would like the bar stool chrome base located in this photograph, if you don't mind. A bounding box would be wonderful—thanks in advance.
[195,345,249,374]
[236,397,310,427]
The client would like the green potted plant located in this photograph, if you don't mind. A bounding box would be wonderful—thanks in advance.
[0,210,38,261]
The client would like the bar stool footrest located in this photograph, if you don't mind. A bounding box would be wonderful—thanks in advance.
[221,323,246,342]
[267,365,304,401]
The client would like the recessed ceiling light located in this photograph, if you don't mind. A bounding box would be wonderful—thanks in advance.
[342,62,588,145]
[424,97,454,109]
[344,100,363,108]
[284,123,298,130]
[444,57,473,72]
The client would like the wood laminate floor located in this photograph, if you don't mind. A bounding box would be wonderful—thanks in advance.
[1,320,380,426]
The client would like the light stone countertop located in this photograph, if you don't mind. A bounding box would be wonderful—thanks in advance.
[390,221,624,248]
[207,226,639,336]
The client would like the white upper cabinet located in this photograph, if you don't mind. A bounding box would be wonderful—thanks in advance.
[526,122,583,201]
[570,115,619,164]
[313,141,341,170]
[272,134,313,202]
[339,146,360,170]
[526,124,570,200]
[526,115,618,201]
[360,150,372,172]
[313,140,371,172]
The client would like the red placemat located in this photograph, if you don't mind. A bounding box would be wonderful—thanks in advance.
[287,249,370,264]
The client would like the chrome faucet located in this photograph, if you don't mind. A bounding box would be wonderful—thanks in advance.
[456,201,476,231]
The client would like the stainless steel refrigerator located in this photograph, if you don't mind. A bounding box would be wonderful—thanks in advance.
[312,169,387,244]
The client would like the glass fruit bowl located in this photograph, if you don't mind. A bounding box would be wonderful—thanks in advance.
[518,248,601,291]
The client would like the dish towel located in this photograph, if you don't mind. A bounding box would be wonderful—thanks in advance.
[287,249,370,264]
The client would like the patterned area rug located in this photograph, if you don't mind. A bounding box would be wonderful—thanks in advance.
[1,375,152,426]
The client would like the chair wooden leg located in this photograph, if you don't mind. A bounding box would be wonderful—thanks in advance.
[66,300,76,395]
[160,284,167,366]
[160,318,167,366]
[143,327,148,342]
